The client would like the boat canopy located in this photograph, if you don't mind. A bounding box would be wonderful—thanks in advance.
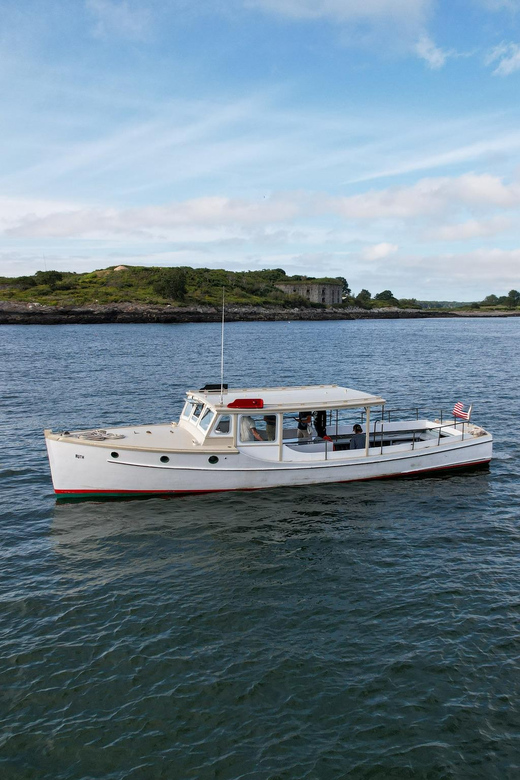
[188,384,386,413]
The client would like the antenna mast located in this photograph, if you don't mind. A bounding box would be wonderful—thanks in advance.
[220,286,225,405]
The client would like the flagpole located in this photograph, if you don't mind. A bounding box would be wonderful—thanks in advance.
[220,286,225,405]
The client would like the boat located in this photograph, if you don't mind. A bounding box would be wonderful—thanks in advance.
[44,383,492,497]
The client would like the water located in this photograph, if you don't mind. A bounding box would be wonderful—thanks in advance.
[1,319,519,779]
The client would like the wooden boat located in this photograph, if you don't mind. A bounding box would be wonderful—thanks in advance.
[44,383,492,497]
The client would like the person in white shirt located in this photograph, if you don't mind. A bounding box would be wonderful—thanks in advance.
[240,415,263,441]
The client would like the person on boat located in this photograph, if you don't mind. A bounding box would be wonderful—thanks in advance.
[240,415,263,442]
[263,415,276,441]
[350,424,366,449]
[297,411,312,439]
[314,410,327,439]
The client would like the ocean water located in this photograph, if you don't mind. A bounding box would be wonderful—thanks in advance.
[1,318,519,779]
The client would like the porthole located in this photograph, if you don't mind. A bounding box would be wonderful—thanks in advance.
[110,452,119,458]
[208,456,219,464]
[160,456,170,463]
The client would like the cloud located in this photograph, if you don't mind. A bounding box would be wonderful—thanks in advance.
[350,245,520,299]
[86,0,152,40]
[426,215,512,241]
[4,173,520,240]
[245,0,434,54]
[347,130,520,185]
[331,173,520,220]
[485,41,520,75]
[401,247,520,281]
[245,0,432,24]
[414,34,449,69]
[362,242,399,261]
[3,194,305,239]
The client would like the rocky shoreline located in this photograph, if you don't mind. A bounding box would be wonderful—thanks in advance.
[0,300,518,325]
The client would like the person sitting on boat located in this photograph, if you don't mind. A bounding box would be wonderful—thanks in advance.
[297,411,312,439]
[350,424,366,450]
[240,415,263,442]
[314,410,327,439]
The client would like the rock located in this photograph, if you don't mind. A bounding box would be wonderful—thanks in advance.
[0,300,517,325]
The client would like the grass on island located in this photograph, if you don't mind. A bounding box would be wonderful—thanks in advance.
[0,266,353,309]
[0,265,518,313]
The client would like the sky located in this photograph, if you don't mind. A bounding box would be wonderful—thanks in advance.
[1,1,520,299]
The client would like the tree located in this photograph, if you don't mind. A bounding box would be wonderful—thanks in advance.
[355,289,372,308]
[374,290,395,301]
[337,277,351,297]
[398,298,421,309]
[152,268,187,300]
[507,289,520,308]
[34,270,63,290]
[263,268,287,282]
[482,294,499,306]
[13,276,37,290]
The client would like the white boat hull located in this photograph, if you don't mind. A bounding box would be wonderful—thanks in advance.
[45,430,492,497]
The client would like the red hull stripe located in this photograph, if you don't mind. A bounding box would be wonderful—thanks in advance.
[55,458,491,495]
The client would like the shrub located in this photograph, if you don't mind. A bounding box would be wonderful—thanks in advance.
[13,276,37,290]
[355,289,372,308]
[34,270,63,289]
[152,268,187,300]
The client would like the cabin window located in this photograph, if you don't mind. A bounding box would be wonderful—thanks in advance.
[199,408,215,432]
[280,410,331,441]
[181,400,195,418]
[281,411,310,441]
[191,403,204,421]
[212,414,231,436]
[238,414,277,443]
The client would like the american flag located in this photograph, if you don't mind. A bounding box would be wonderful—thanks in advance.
[452,402,471,420]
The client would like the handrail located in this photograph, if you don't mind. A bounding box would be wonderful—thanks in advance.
[361,406,466,426]
[280,418,470,463]
[318,418,469,461]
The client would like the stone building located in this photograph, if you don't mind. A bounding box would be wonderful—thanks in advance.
[275,281,342,305]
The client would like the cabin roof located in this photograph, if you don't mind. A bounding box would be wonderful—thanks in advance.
[188,384,385,411]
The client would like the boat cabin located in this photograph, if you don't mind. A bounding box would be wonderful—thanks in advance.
[176,383,476,462]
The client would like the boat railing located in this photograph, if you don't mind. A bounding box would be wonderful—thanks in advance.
[362,406,464,425]
[369,417,470,453]
[280,417,471,461]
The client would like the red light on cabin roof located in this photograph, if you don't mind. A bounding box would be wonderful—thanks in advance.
[227,398,264,409]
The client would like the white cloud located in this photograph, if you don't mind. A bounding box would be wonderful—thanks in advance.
[347,130,520,185]
[348,245,520,299]
[4,194,304,239]
[426,215,512,241]
[245,0,434,53]
[414,34,448,69]
[400,247,520,281]
[331,174,520,220]
[245,0,432,25]
[86,0,152,40]
[4,173,520,241]
[362,242,399,261]
[486,42,520,75]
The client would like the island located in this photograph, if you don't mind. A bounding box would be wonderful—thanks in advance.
[1,266,519,324]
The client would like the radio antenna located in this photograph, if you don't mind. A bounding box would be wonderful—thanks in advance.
[220,286,225,405]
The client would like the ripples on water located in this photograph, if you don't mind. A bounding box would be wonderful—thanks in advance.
[1,319,520,779]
